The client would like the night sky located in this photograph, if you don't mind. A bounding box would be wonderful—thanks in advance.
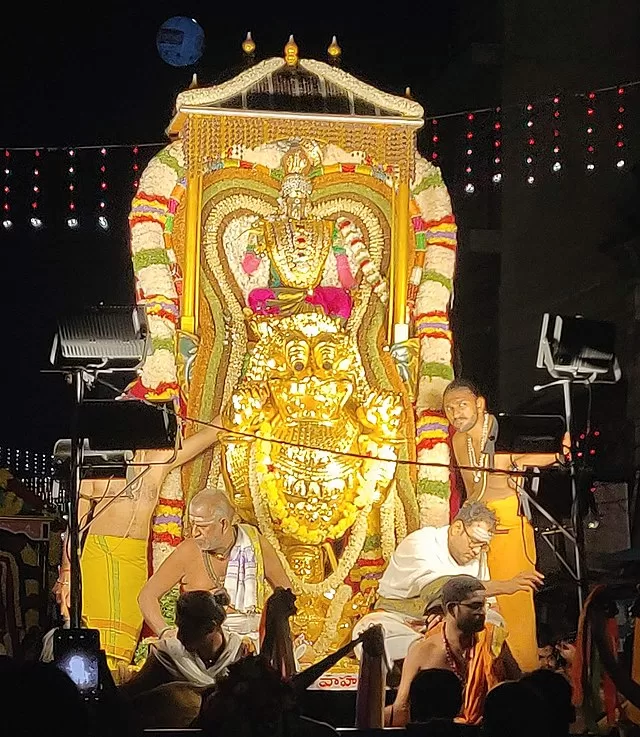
[2,3,482,454]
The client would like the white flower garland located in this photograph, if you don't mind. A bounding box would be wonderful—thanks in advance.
[309,583,354,658]
[336,216,388,303]
[394,492,408,542]
[379,484,396,563]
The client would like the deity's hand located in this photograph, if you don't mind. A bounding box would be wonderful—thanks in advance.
[357,392,403,440]
[226,382,273,432]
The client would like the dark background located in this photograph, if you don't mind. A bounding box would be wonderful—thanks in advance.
[1,2,639,489]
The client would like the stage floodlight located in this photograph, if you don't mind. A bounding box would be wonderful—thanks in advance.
[536,313,621,383]
[53,439,133,480]
[76,399,179,451]
[50,305,150,370]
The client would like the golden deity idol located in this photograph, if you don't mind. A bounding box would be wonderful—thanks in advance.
[221,310,404,658]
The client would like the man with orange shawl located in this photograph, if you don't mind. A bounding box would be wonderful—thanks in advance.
[387,576,521,726]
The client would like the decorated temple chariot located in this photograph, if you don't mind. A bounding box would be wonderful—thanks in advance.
[128,36,457,662]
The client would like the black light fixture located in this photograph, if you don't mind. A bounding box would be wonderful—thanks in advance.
[53,440,133,480]
[50,305,150,370]
[536,313,621,383]
[49,305,177,630]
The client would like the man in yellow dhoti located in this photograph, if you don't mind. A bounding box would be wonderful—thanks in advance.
[444,379,566,672]
[54,422,224,671]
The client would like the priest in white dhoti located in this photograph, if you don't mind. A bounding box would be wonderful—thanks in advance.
[138,488,291,651]
[353,501,542,664]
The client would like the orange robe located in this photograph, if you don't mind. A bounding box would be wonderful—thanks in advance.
[430,621,509,725]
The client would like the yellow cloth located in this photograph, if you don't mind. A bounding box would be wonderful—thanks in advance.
[80,534,148,670]
[486,495,539,672]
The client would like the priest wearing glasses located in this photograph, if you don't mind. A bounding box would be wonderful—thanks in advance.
[353,500,542,666]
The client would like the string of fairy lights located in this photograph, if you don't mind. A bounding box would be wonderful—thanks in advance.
[0,78,638,230]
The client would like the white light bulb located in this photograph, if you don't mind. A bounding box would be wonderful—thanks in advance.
[464,183,475,194]
[2,219,12,229]
[527,176,535,185]
[67,217,79,229]
[552,161,562,172]
[98,216,109,230]
[30,217,43,228]
[616,160,625,169]
[492,173,502,183]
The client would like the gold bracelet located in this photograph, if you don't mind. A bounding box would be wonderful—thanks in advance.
[56,579,70,586]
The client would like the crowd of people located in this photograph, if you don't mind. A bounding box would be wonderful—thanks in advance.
[5,378,637,735]
[0,583,582,737]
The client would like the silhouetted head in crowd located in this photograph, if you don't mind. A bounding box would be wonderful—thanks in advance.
[521,669,575,736]
[198,655,297,737]
[1,660,89,737]
[409,668,463,722]
[176,589,229,661]
[482,681,545,737]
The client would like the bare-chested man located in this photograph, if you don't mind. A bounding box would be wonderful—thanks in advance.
[444,379,567,672]
[54,420,224,670]
[388,575,520,726]
[138,488,291,651]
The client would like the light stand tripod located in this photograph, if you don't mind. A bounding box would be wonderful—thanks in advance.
[49,306,153,629]
[534,312,621,612]
[533,377,588,609]
[67,368,87,628]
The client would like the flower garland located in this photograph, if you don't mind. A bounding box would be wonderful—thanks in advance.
[336,216,388,303]
[379,484,396,563]
[309,583,354,658]
[151,468,184,571]
[394,491,408,542]
[248,445,370,597]
[411,155,457,526]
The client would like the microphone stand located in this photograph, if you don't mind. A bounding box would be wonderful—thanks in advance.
[67,368,88,629]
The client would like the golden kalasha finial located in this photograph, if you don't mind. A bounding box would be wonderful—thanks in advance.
[189,73,199,89]
[284,35,299,66]
[242,31,256,55]
[327,35,341,60]
[405,86,412,99]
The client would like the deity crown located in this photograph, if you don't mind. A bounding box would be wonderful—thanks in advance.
[282,146,312,177]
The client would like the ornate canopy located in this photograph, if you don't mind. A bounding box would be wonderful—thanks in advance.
[168,56,424,178]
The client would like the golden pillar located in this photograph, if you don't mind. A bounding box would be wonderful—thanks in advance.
[392,178,411,344]
[181,171,203,335]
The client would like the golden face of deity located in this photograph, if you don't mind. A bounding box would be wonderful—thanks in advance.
[271,330,355,425]
[279,146,314,221]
